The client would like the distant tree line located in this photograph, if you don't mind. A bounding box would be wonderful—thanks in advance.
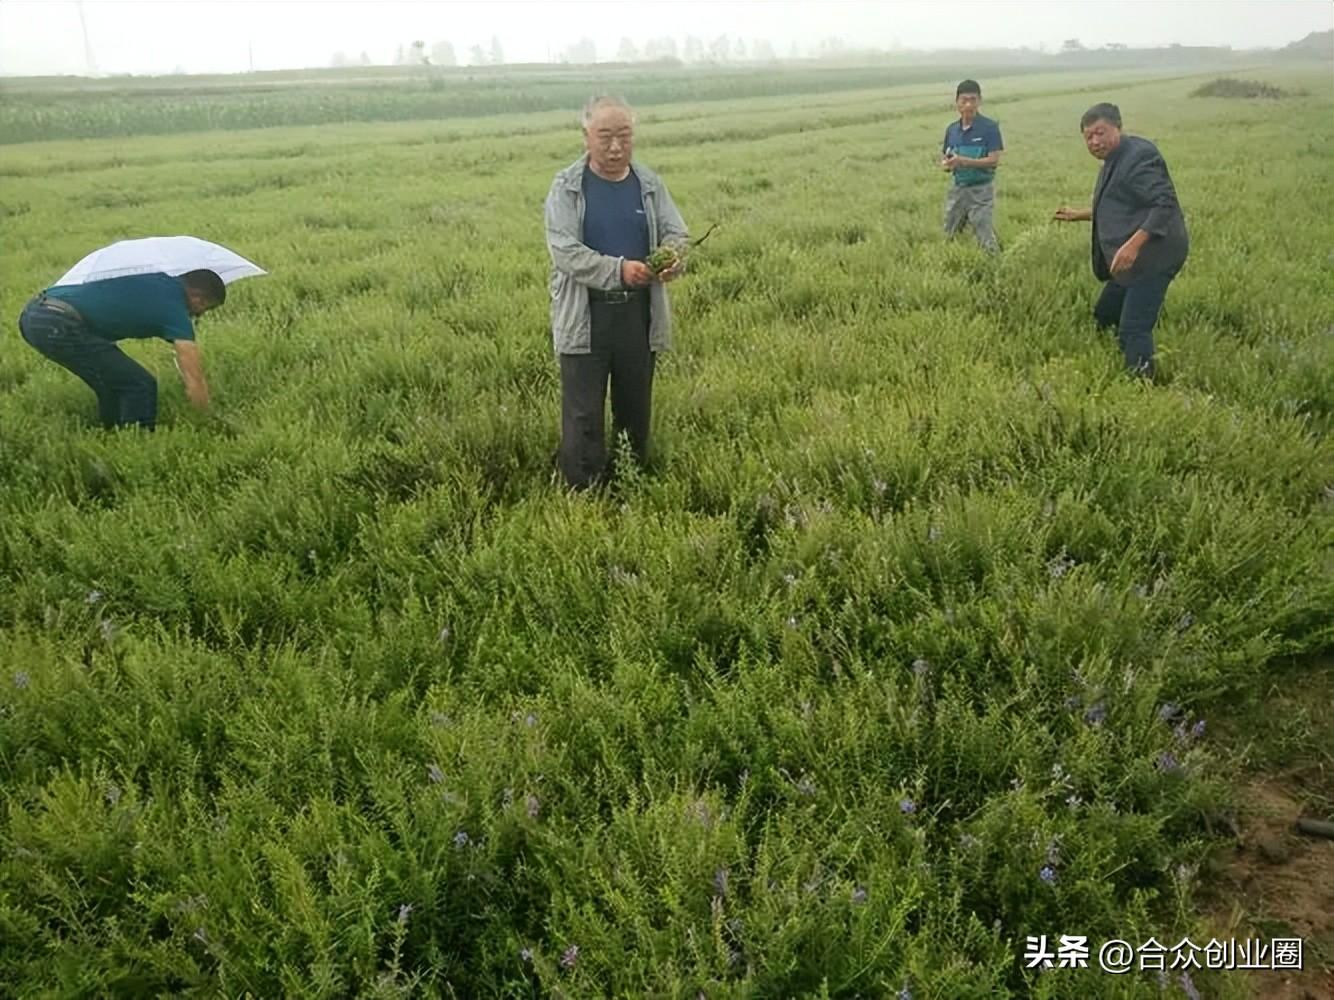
[333,36,810,69]
[331,31,1331,70]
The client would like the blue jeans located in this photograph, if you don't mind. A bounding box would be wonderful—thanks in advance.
[1093,268,1179,379]
[18,295,158,430]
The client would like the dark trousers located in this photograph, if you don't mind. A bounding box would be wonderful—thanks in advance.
[1092,268,1178,379]
[18,296,158,430]
[558,294,655,490]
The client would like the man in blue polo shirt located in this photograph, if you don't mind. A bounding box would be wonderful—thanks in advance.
[17,269,225,430]
[940,79,1004,253]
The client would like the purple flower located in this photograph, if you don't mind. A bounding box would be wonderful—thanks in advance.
[520,946,533,963]
[99,618,118,643]
[396,903,412,925]
[1156,751,1181,773]
[1063,694,1082,711]
[1190,719,1206,739]
[105,784,122,806]
[560,943,579,970]
[453,830,470,848]
[1157,702,1182,722]
[899,798,916,815]
[524,712,537,728]
[1083,701,1107,726]
[851,885,868,904]
[795,774,816,797]
[927,524,941,542]
[427,764,444,784]
[12,671,29,690]
[911,658,931,677]
[1175,612,1195,633]
[85,589,103,605]
[897,986,913,1000]
[1038,865,1058,884]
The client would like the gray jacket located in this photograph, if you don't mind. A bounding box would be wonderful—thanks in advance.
[1092,135,1189,286]
[543,155,688,355]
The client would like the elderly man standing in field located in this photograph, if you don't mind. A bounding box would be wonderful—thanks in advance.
[544,95,688,490]
[1055,103,1188,379]
[940,79,1004,253]
[17,270,223,430]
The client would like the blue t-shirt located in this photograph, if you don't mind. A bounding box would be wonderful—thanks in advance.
[943,114,1004,187]
[44,272,196,342]
[581,165,649,262]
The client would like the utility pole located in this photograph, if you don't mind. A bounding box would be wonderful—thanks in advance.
[76,0,98,76]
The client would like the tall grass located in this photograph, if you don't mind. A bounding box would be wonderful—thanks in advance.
[0,67,1330,997]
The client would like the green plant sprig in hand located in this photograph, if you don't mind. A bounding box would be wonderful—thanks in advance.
[647,223,719,275]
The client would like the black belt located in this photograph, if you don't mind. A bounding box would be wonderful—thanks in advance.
[588,288,648,304]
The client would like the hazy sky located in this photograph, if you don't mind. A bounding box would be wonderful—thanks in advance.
[0,1,1329,77]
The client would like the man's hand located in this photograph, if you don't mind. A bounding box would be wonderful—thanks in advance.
[1109,239,1141,277]
[655,259,684,283]
[1053,206,1091,222]
[173,340,210,411]
[941,154,960,171]
[621,260,654,288]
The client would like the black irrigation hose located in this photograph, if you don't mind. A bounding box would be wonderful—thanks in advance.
[1294,817,1334,840]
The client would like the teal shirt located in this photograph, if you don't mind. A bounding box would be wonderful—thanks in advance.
[943,114,1004,188]
[44,273,196,342]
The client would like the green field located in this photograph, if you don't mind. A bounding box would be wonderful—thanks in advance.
[0,62,1331,997]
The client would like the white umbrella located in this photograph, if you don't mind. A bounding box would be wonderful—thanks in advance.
[55,236,267,287]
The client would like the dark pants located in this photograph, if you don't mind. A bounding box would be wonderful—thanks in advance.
[18,296,157,430]
[558,293,655,490]
[1092,268,1178,379]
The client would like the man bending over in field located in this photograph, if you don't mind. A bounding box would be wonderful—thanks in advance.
[544,95,688,490]
[1054,103,1188,379]
[940,79,1004,253]
[17,270,223,430]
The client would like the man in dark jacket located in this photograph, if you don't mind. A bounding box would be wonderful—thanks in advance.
[1055,103,1188,378]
